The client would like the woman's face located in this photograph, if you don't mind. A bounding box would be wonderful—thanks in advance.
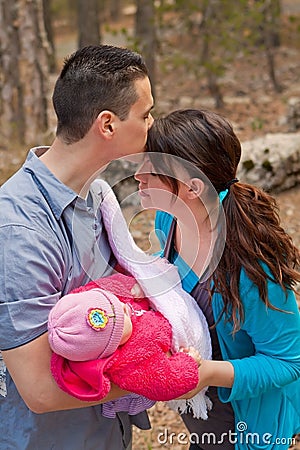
[134,156,177,211]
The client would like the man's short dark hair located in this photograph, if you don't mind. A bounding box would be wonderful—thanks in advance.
[52,45,148,144]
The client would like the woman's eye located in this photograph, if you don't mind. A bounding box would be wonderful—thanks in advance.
[150,171,158,177]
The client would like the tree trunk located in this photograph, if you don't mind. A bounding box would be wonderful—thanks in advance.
[0,0,50,146]
[0,1,23,144]
[108,0,121,22]
[77,0,101,48]
[135,0,157,98]
[199,0,224,109]
[42,0,56,73]
[261,0,283,92]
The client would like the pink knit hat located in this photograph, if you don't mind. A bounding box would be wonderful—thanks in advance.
[48,288,125,361]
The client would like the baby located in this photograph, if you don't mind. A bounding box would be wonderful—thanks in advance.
[48,273,201,418]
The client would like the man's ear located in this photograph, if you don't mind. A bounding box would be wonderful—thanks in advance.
[186,178,205,199]
[96,110,115,139]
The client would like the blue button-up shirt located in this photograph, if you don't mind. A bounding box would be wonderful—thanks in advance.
[0,147,115,350]
[0,147,148,449]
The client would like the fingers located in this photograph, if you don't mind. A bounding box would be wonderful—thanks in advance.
[179,346,202,367]
[130,283,145,299]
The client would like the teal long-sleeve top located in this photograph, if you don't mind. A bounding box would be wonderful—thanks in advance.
[155,210,300,449]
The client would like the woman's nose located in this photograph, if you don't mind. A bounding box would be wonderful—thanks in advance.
[134,169,144,182]
[134,164,148,182]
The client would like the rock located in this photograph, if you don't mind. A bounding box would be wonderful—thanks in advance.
[99,159,140,206]
[238,132,300,193]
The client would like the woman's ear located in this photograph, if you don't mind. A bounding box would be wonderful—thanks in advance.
[186,178,205,199]
[96,110,115,139]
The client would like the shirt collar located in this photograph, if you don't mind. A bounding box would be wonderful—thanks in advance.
[23,147,77,220]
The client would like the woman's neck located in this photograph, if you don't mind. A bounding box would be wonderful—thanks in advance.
[174,203,217,279]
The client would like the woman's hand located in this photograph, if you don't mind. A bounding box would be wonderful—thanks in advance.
[178,359,235,399]
[180,346,202,367]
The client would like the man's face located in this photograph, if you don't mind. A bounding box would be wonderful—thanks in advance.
[112,77,154,159]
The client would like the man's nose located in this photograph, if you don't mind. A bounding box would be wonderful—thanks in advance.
[148,113,154,129]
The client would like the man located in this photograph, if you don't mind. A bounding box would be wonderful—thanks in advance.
[0,45,154,449]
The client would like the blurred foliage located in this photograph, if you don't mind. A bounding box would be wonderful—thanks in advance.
[49,1,300,67]
[50,0,127,28]
[251,117,265,131]
[153,0,292,104]
[51,0,77,24]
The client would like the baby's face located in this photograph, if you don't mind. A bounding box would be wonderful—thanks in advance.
[120,303,133,345]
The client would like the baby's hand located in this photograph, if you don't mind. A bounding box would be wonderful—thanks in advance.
[180,346,202,367]
[131,283,145,299]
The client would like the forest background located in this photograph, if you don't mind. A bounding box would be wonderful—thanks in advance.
[0,1,300,449]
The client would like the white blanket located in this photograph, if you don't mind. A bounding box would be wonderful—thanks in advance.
[97,179,212,419]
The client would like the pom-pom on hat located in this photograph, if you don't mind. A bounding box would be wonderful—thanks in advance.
[48,288,125,361]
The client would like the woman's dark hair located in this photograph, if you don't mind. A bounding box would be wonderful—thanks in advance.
[147,109,300,331]
[52,45,148,144]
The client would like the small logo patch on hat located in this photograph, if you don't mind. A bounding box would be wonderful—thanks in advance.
[86,307,115,331]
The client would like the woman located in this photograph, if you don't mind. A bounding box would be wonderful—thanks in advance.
[135,109,300,450]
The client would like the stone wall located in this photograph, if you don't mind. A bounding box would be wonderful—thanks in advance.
[238,132,300,193]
